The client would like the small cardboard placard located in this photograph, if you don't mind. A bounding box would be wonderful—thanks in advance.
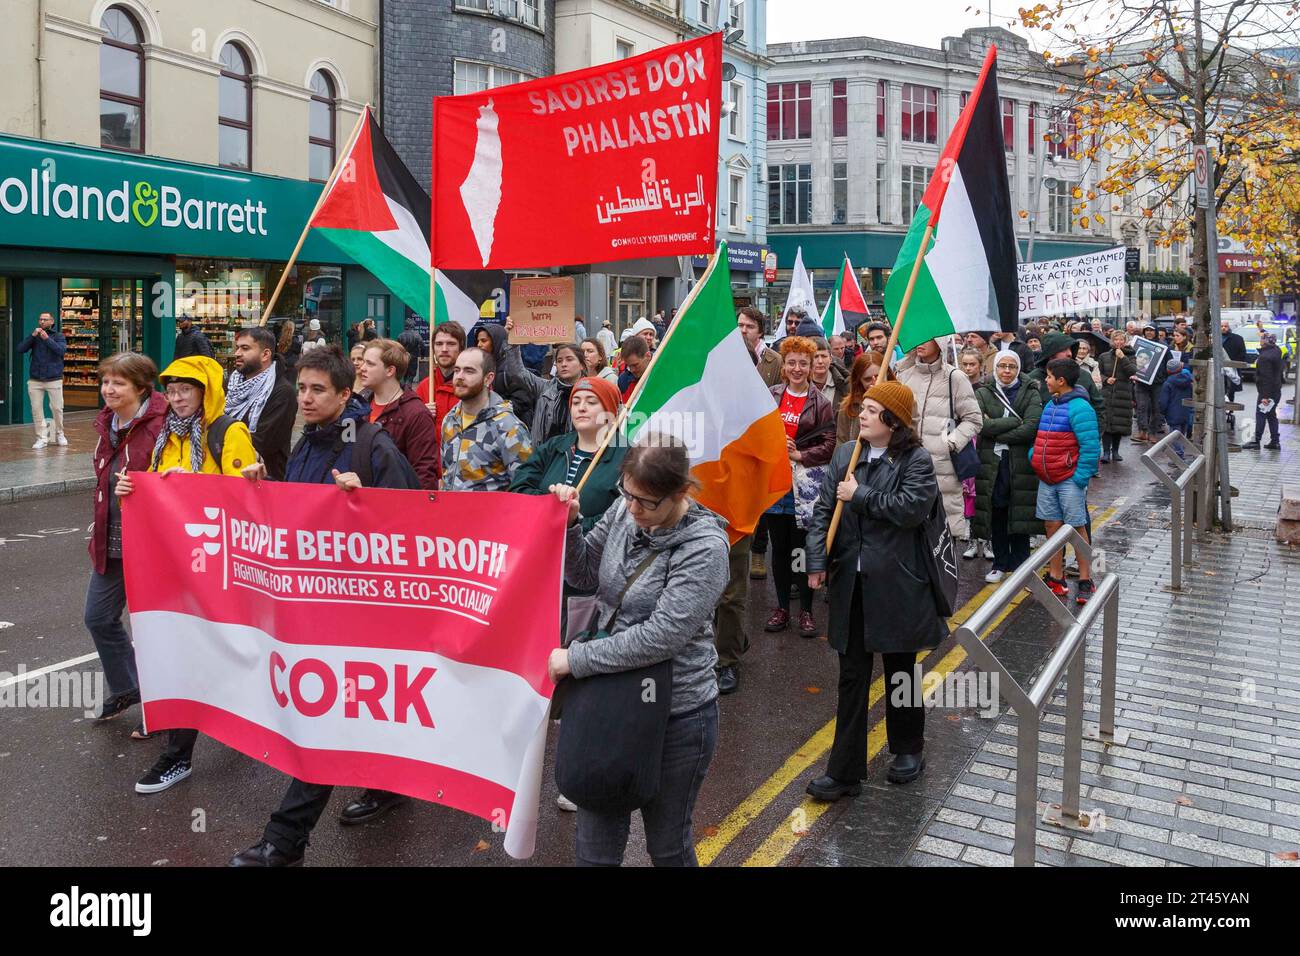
[508,277,575,345]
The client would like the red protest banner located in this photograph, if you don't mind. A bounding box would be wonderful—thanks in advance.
[122,474,565,858]
[431,33,721,270]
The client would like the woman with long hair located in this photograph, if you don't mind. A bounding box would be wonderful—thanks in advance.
[580,337,620,384]
[836,350,884,445]
[804,380,944,797]
[1098,329,1138,462]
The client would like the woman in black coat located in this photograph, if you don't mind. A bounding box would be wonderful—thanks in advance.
[1097,329,1138,463]
[804,379,944,799]
[971,351,1044,583]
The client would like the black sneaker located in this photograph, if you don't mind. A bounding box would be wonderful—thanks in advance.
[1076,578,1096,606]
[135,755,192,794]
[93,690,140,723]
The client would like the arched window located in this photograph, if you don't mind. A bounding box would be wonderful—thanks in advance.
[218,42,252,170]
[308,71,336,183]
[100,6,145,152]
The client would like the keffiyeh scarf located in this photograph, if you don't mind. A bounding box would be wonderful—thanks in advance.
[224,366,276,431]
[151,410,206,473]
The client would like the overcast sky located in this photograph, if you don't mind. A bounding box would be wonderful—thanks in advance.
[766,0,1036,49]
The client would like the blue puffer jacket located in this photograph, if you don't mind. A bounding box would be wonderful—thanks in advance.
[285,398,420,489]
[1029,385,1101,488]
[17,329,67,381]
[1159,369,1195,431]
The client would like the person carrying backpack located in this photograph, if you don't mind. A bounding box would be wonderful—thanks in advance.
[229,346,420,866]
[113,354,256,796]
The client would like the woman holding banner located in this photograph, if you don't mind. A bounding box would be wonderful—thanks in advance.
[86,353,168,733]
[803,380,944,799]
[115,355,256,795]
[547,437,730,866]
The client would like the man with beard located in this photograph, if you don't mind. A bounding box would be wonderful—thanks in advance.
[416,322,466,440]
[226,327,296,480]
[440,347,533,491]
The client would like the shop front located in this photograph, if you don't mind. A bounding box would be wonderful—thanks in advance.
[0,133,399,425]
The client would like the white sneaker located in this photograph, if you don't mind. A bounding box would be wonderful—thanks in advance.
[985,569,1005,584]
[556,794,578,812]
[962,540,979,559]
[56,434,68,446]
[32,438,48,450]
[980,540,993,559]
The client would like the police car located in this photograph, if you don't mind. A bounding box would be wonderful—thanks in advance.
[1234,319,1296,384]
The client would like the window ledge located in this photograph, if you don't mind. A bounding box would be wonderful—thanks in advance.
[455,5,546,38]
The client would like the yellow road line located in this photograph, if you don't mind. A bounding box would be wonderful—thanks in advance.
[698,501,1123,868]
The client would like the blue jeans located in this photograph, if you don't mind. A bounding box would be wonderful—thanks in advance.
[84,558,138,702]
[575,699,719,867]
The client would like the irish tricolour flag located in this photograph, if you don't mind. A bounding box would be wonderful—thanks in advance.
[820,255,871,338]
[882,46,1018,353]
[625,243,791,542]
[310,107,479,333]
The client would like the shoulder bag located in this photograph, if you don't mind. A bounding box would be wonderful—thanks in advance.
[947,371,981,481]
[554,549,674,815]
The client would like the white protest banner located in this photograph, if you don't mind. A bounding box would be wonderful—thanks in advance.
[1017,246,1127,319]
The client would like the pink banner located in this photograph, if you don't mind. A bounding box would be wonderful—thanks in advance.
[122,473,565,858]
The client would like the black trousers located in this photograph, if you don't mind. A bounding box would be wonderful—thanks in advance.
[163,728,198,762]
[990,506,1030,572]
[767,513,811,613]
[826,580,925,781]
[1102,433,1124,457]
[263,778,334,854]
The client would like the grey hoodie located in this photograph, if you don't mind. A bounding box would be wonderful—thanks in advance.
[564,499,730,715]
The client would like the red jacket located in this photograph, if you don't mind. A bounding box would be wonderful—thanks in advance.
[89,392,169,574]
[416,370,459,436]
[373,387,440,490]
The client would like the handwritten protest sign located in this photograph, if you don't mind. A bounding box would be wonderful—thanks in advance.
[508,277,576,344]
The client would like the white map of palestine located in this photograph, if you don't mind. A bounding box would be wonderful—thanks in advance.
[459,99,503,267]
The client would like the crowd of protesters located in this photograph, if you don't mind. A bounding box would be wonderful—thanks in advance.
[70,298,1279,868]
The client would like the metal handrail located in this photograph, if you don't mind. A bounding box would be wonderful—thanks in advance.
[951,523,1123,866]
[1139,431,1206,592]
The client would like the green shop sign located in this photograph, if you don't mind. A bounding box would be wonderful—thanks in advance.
[0,133,350,264]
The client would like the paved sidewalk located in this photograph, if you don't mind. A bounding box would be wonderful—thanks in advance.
[0,411,99,504]
[906,420,1300,867]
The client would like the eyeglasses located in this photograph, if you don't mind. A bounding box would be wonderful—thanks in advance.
[617,476,666,512]
[164,385,198,398]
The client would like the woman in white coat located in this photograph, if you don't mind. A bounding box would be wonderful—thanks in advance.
[896,337,983,541]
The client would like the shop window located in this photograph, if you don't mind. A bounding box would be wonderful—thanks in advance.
[100,7,145,153]
[609,276,652,335]
[175,259,342,369]
[309,71,337,183]
[219,43,253,170]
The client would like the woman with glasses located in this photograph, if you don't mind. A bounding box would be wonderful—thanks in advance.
[114,354,255,796]
[763,337,837,637]
[548,437,731,865]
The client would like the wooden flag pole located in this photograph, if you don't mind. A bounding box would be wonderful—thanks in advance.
[824,221,934,552]
[572,249,713,494]
[258,105,370,326]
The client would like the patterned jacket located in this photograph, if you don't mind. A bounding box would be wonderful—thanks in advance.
[440,390,534,491]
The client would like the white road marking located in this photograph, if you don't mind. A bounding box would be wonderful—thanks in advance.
[0,652,100,688]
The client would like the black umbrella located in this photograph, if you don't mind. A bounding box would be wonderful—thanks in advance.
[1069,329,1114,355]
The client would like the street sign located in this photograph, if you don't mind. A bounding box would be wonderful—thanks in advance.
[1193,144,1210,207]
[1125,247,1141,274]
[763,251,777,283]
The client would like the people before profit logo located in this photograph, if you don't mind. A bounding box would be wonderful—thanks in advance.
[184,507,223,557]
[49,886,151,936]
[269,652,438,728]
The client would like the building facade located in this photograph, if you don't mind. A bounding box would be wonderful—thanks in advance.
[0,0,392,426]
[764,27,1116,325]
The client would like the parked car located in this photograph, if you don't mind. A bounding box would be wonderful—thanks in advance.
[1236,320,1295,384]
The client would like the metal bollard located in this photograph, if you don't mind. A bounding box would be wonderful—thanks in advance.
[1139,431,1206,592]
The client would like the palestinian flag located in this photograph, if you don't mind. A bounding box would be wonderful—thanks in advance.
[310,107,432,320]
[882,46,1018,354]
[625,242,791,543]
[820,255,871,338]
